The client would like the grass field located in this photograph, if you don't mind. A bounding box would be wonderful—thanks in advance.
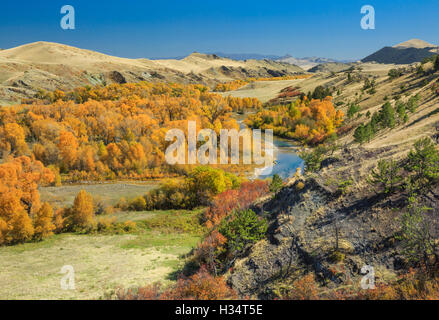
[0,208,203,300]
[39,182,159,207]
[220,79,303,103]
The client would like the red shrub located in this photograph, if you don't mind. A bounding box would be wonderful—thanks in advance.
[205,180,269,228]
[282,274,320,300]
[162,266,237,300]
[117,266,237,300]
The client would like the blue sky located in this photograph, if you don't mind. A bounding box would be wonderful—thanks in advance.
[0,0,438,60]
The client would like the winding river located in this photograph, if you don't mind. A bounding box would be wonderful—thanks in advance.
[234,113,304,180]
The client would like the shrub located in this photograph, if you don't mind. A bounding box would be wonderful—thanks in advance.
[163,266,237,300]
[388,69,402,79]
[368,159,403,194]
[193,230,227,273]
[117,266,237,300]
[123,220,137,232]
[137,167,242,211]
[219,209,268,266]
[282,274,320,300]
[130,196,146,211]
[397,201,438,273]
[204,180,269,227]
[336,179,353,195]
[96,216,117,232]
[355,270,439,300]
[117,283,162,300]
[295,181,305,191]
[269,174,284,193]
[300,146,327,173]
[405,137,439,190]
[347,103,361,119]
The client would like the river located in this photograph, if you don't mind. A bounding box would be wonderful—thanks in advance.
[233,113,304,180]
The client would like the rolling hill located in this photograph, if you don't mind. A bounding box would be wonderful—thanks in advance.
[308,62,352,73]
[362,38,439,64]
[0,42,304,105]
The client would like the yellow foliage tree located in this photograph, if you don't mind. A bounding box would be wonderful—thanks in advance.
[33,202,55,240]
[65,190,95,230]
[0,156,54,245]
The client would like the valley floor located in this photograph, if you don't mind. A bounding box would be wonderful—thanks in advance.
[0,231,198,299]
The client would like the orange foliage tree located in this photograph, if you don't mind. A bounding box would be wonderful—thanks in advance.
[0,123,29,156]
[33,202,55,240]
[246,96,344,145]
[0,156,55,245]
[0,82,264,182]
[63,190,95,231]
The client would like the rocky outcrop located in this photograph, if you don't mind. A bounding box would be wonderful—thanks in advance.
[228,177,410,298]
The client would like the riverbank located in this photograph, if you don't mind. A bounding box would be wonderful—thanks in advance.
[233,112,304,179]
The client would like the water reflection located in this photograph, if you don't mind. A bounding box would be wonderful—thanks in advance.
[234,113,304,179]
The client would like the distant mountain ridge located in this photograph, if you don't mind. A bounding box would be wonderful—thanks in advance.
[209,52,283,61]
[207,53,351,71]
[151,52,284,61]
[152,52,352,71]
[362,38,439,64]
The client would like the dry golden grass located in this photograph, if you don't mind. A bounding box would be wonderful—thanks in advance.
[0,231,200,300]
[39,182,158,207]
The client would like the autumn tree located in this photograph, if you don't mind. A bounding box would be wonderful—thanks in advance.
[64,190,95,230]
[0,123,29,156]
[0,81,266,182]
[0,192,34,245]
[33,202,55,240]
[58,131,79,171]
[246,97,343,145]
[0,156,54,245]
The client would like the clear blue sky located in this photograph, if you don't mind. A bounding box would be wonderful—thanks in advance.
[0,0,438,60]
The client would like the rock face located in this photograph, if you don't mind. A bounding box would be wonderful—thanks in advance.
[227,173,427,298]
[229,178,336,298]
[109,71,127,84]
